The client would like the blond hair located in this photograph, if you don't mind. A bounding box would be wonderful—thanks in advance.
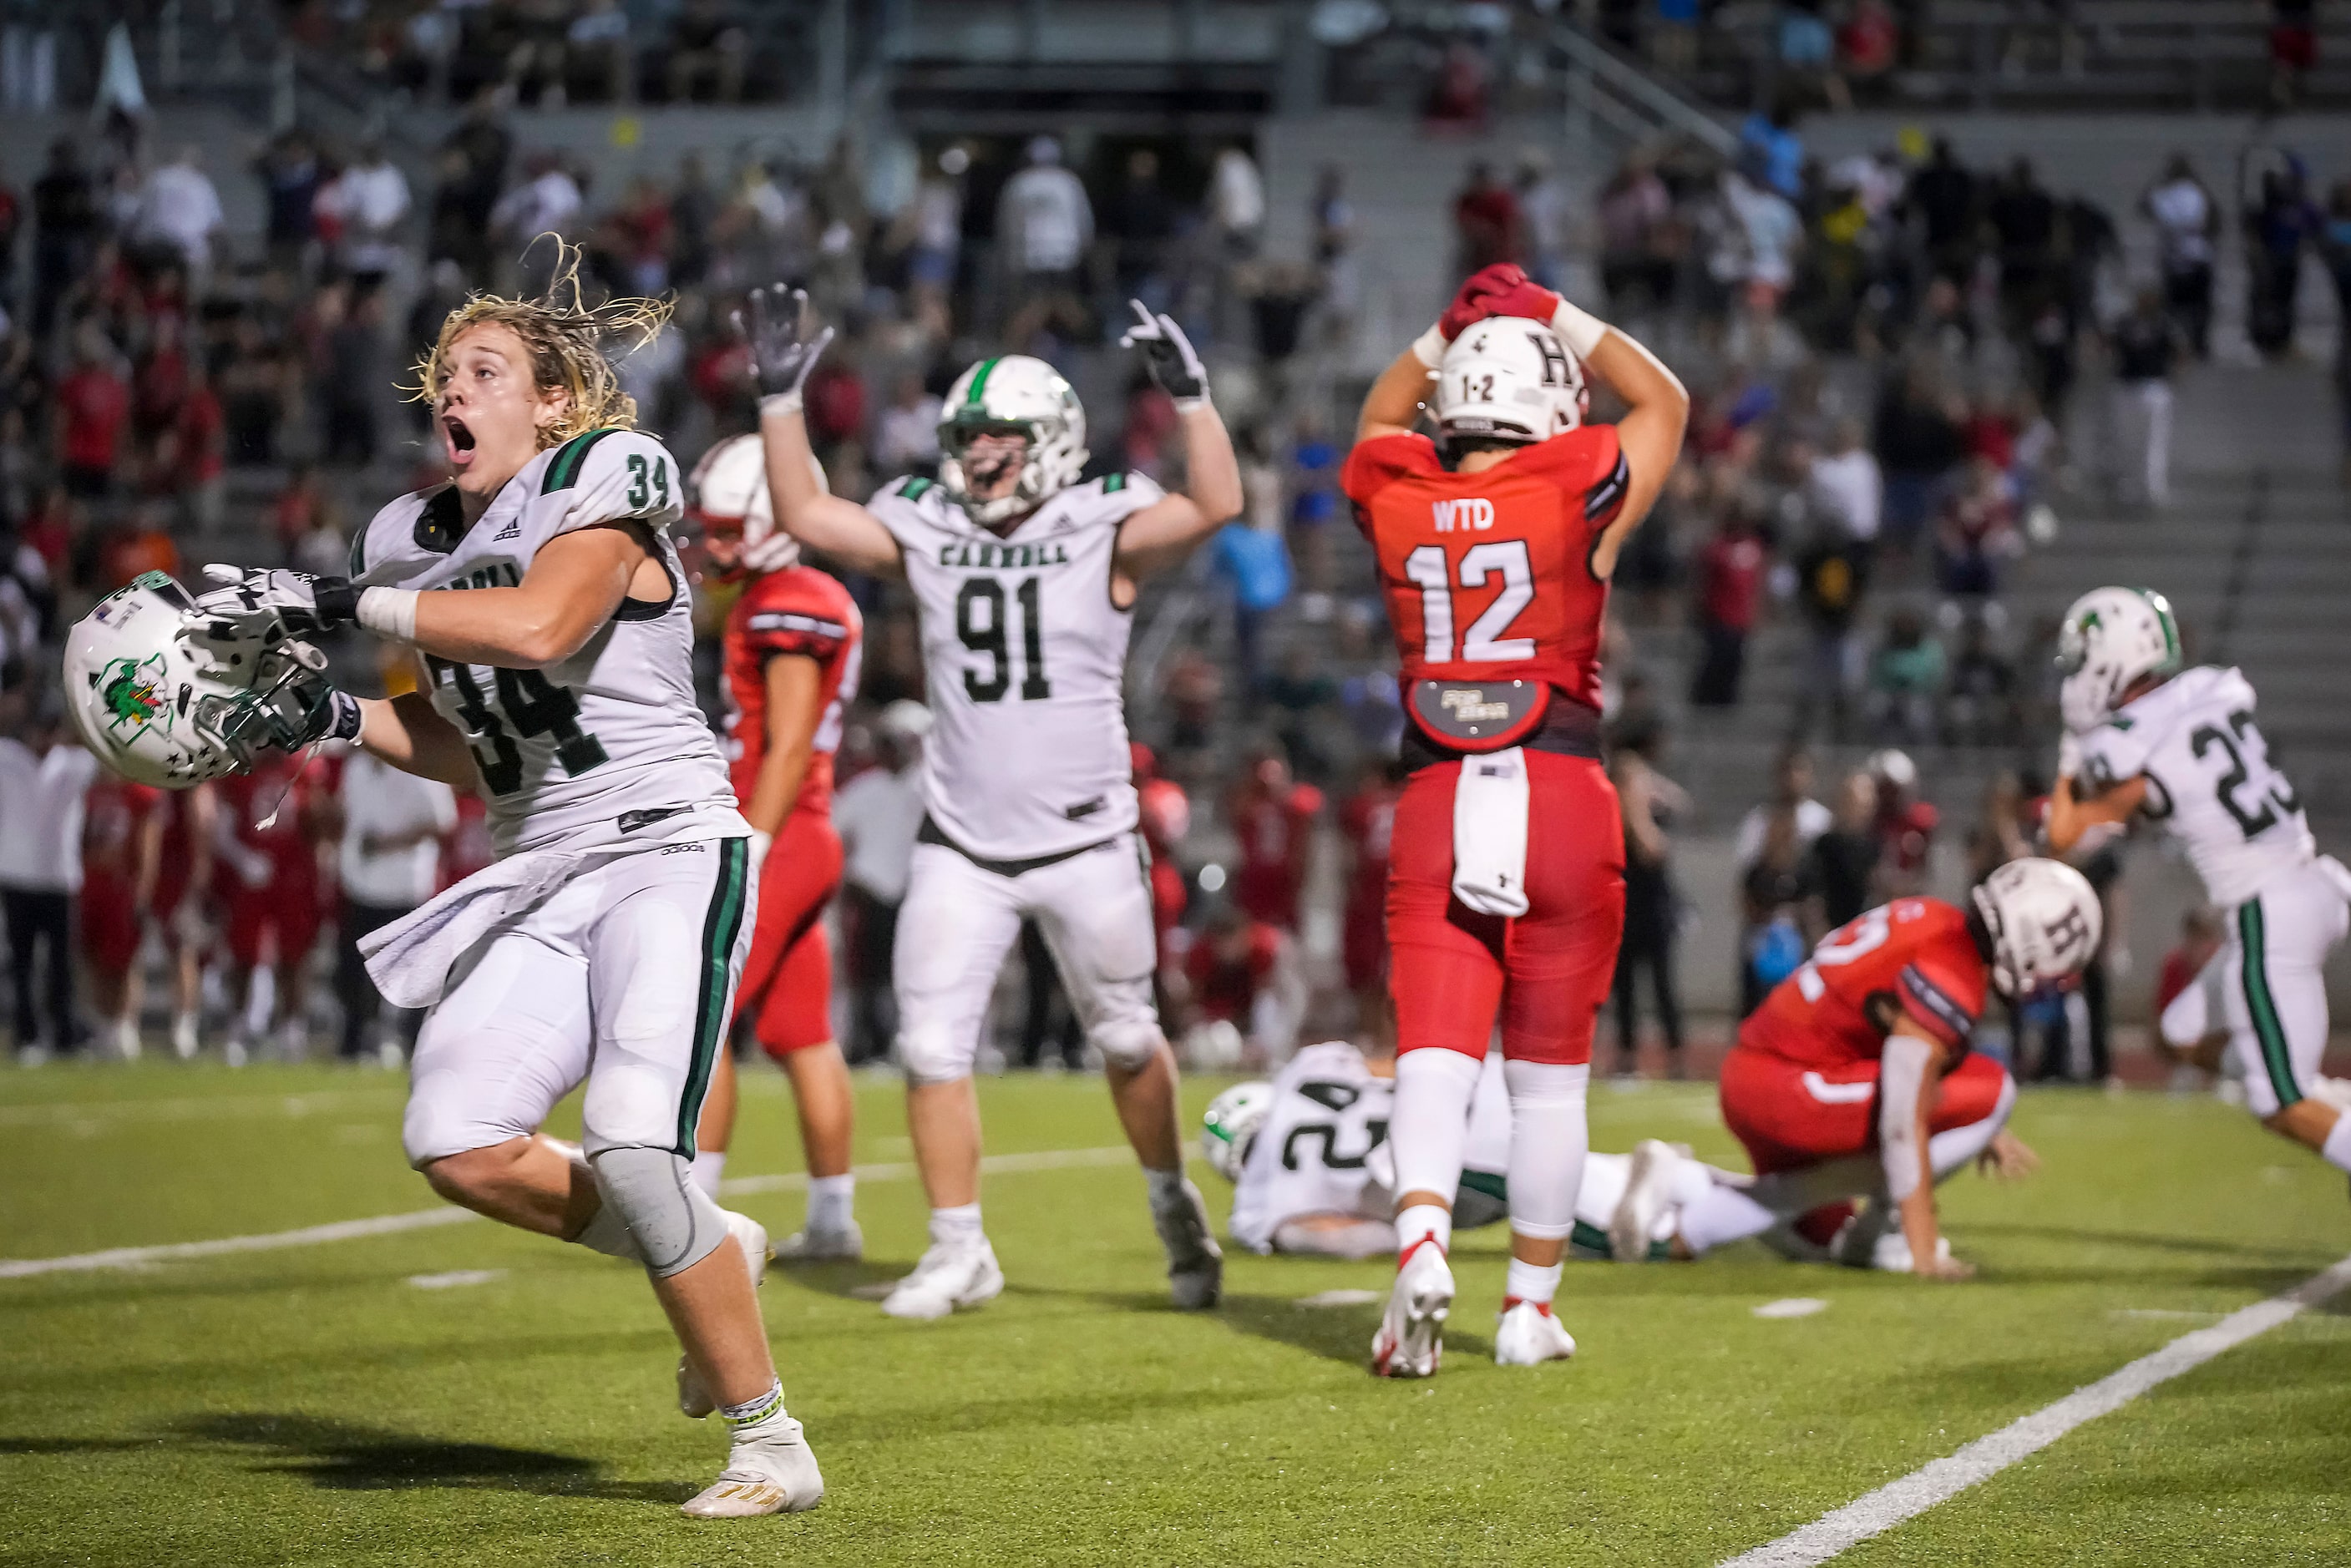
[408,237,672,448]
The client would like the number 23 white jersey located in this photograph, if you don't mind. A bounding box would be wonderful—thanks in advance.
[352,427,744,858]
[869,472,1163,861]
[2078,665,2313,908]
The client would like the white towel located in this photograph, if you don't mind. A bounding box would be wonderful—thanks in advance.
[360,844,602,1009]
[1451,746,1531,918]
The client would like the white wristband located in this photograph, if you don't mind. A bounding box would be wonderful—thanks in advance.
[1549,300,1610,360]
[1410,322,1449,369]
[758,392,804,419]
[357,587,419,642]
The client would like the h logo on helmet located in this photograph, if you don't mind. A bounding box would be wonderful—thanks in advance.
[1528,330,1572,387]
[2044,904,2095,962]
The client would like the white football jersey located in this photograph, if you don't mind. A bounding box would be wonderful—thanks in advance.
[869,472,1160,861]
[352,427,746,857]
[1228,1042,1511,1253]
[2078,665,2313,908]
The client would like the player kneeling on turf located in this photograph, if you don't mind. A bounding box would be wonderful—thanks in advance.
[68,255,820,1520]
[740,288,1241,1319]
[1670,860,2096,1277]
[1202,1040,1746,1262]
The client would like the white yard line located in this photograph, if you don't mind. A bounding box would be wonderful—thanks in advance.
[0,1146,1133,1280]
[0,1087,405,1130]
[1719,1252,2351,1568]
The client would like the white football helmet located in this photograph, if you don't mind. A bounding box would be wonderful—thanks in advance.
[2056,586,2181,733]
[63,572,324,788]
[1972,857,2103,999]
[1200,1080,1275,1183]
[687,432,830,576]
[1433,317,1588,449]
[937,354,1087,524]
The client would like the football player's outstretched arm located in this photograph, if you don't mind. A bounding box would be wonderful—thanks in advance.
[1112,302,1244,578]
[398,524,654,667]
[353,690,489,790]
[743,286,904,578]
[742,654,823,840]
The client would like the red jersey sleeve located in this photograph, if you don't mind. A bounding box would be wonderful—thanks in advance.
[740,574,854,665]
[1508,424,1631,528]
[1340,432,1442,514]
[1894,954,1983,1050]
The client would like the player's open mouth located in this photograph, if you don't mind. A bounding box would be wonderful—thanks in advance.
[443,415,477,468]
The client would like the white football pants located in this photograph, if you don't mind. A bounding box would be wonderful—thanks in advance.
[2223,857,2351,1118]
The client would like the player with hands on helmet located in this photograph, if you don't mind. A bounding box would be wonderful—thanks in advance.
[1347,266,1688,1377]
[2047,584,2351,1188]
[742,286,1244,1322]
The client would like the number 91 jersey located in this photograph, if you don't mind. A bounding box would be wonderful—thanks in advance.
[2077,665,2313,908]
[869,470,1164,862]
[351,427,742,858]
[1341,427,1630,711]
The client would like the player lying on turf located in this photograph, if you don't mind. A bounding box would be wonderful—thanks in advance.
[2046,586,2351,1190]
[681,434,867,1259]
[1668,861,2099,1279]
[1345,265,1688,1375]
[1200,1039,1746,1263]
[166,254,817,1519]
[744,288,1239,1320]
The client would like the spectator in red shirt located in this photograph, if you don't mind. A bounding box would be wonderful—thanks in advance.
[1132,743,1191,970]
[1690,503,1769,707]
[1177,903,1304,1067]
[1226,746,1323,933]
[1451,160,1522,276]
[166,358,227,530]
[1338,758,1404,1045]
[55,331,130,499]
[1868,747,1940,897]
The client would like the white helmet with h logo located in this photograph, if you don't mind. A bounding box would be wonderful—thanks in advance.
[1972,857,2103,998]
[687,432,828,576]
[937,354,1088,525]
[1433,318,1588,451]
[2055,585,2181,733]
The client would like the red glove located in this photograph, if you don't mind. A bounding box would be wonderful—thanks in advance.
[1439,263,1564,341]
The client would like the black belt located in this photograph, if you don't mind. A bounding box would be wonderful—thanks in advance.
[1399,694,1604,773]
[918,816,1123,878]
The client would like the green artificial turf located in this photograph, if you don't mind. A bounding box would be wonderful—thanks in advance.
[3,1065,2347,1566]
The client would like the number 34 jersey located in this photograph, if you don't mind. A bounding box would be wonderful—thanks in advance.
[2077,665,2313,908]
[869,472,1163,862]
[352,427,743,858]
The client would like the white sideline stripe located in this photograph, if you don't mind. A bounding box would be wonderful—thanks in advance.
[1719,1252,2351,1568]
[0,1146,1132,1280]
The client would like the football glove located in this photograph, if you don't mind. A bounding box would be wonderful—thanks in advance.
[1439,263,1563,341]
[215,640,364,763]
[1119,300,1209,410]
[187,565,361,645]
[735,286,835,415]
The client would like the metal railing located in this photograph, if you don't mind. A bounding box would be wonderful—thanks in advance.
[1551,19,1737,161]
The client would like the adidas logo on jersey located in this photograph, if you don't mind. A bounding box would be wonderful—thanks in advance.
[1431,498,1496,534]
[494,518,523,541]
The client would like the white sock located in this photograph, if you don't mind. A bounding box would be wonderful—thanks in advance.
[1505,1257,1563,1308]
[2322,1112,2351,1175]
[1676,1184,1777,1256]
[570,1201,644,1262]
[690,1149,727,1196]
[1145,1166,1189,1208]
[1395,1202,1452,1259]
[1502,1060,1589,1242]
[719,1376,788,1433]
[930,1203,985,1249]
[808,1174,855,1232]
[1390,1049,1485,1205]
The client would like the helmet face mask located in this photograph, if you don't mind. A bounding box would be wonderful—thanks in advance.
[936,356,1087,525]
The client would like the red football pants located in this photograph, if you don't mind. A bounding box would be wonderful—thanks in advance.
[1386,751,1625,1066]
[1720,1046,2011,1176]
[736,810,844,1057]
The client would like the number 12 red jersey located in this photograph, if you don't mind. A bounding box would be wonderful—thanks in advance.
[722,566,863,818]
[1341,427,1629,711]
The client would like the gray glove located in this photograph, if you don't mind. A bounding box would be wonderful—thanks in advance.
[734,286,835,413]
[1119,300,1209,410]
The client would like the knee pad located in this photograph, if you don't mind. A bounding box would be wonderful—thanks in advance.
[588,1145,729,1278]
[1088,1012,1164,1074]
[896,1016,975,1085]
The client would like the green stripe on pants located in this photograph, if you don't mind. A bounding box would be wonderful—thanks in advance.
[2239,898,2301,1108]
[675,837,751,1156]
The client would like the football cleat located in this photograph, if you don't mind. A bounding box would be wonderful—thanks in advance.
[679,1212,773,1419]
[679,1418,824,1518]
[1493,1298,1578,1366]
[879,1238,1005,1321]
[775,1221,864,1263]
[1371,1238,1454,1378]
[1151,1179,1224,1310]
[1609,1139,1683,1262]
